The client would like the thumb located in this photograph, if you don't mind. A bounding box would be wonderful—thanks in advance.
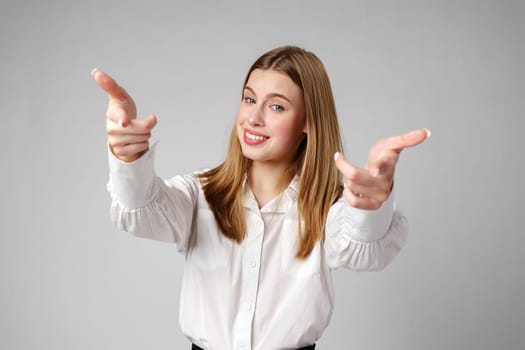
[143,114,158,130]
[131,113,158,131]
[334,152,359,179]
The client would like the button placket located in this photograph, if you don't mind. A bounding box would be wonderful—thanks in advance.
[232,213,264,350]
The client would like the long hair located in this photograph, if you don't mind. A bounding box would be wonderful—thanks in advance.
[198,46,344,259]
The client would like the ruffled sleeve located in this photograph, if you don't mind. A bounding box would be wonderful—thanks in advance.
[106,143,199,252]
[324,193,408,271]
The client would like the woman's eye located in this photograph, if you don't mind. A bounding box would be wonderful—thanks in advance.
[270,104,284,112]
[244,97,255,104]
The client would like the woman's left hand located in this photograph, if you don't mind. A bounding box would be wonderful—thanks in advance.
[334,128,430,210]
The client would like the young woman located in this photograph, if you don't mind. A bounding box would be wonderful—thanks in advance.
[93,46,429,350]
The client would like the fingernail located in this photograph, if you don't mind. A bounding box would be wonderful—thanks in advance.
[118,119,124,128]
[91,68,99,77]
[372,168,380,177]
[424,128,432,138]
[334,152,341,161]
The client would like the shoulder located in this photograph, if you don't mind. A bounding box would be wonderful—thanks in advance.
[161,170,209,202]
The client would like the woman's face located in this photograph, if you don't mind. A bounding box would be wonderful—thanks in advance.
[236,69,306,167]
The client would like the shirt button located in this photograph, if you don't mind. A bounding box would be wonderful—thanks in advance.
[243,302,252,311]
[249,261,257,268]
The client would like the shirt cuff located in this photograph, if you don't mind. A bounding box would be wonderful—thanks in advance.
[344,191,395,242]
[107,142,158,209]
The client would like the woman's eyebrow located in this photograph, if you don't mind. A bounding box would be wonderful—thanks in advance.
[244,85,292,103]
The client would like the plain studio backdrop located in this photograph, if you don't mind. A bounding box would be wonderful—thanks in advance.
[1,0,524,349]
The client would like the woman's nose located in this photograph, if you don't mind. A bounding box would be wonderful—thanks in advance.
[248,108,264,126]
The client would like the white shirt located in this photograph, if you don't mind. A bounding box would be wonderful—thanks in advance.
[107,144,408,350]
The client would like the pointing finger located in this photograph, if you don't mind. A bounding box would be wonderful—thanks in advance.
[92,68,137,127]
[386,128,431,153]
[91,68,130,101]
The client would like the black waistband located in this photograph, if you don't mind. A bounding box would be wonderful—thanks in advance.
[192,343,315,350]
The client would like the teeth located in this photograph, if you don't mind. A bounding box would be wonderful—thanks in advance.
[246,131,266,141]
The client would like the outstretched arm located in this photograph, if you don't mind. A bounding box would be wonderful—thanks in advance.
[93,69,198,248]
[325,128,430,271]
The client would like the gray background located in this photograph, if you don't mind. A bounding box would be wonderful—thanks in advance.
[1,0,524,349]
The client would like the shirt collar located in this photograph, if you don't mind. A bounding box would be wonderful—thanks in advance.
[243,175,299,214]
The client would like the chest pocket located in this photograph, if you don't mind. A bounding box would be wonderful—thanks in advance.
[280,219,321,278]
[189,210,233,270]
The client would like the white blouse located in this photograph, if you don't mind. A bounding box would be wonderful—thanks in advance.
[107,144,408,350]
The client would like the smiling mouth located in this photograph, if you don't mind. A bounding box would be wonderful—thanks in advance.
[244,130,268,144]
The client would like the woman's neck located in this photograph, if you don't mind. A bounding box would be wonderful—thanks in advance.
[248,161,295,208]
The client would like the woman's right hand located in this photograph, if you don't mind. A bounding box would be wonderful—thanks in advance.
[92,68,157,162]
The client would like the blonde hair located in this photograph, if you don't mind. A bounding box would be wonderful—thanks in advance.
[198,46,344,259]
